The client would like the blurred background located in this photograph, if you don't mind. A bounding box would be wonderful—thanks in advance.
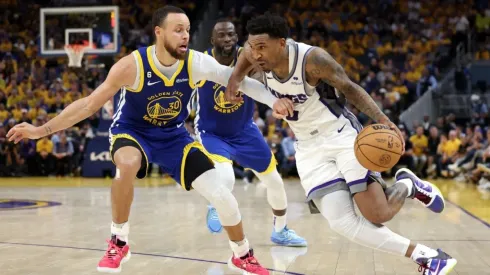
[0,0,489,191]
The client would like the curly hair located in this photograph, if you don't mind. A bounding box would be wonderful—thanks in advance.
[246,12,289,39]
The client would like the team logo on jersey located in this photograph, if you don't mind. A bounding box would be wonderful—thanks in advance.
[0,199,61,210]
[144,91,183,126]
[213,83,243,113]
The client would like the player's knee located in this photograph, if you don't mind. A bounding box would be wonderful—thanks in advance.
[115,156,141,177]
[193,173,241,226]
[363,209,393,224]
[327,212,362,240]
[214,162,235,191]
[209,184,241,226]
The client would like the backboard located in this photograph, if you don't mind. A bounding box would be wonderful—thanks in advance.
[40,6,119,56]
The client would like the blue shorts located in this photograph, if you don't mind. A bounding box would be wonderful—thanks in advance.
[199,123,276,174]
[109,125,209,189]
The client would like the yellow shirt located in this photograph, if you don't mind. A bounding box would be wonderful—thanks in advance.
[0,110,8,122]
[36,139,53,153]
[410,135,428,156]
[442,139,461,156]
[393,85,408,95]
[11,108,22,120]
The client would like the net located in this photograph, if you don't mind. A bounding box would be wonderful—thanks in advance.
[64,44,88,68]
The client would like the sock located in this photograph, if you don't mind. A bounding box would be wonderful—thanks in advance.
[410,244,439,262]
[229,238,250,258]
[111,222,129,245]
[274,215,287,232]
[397,178,414,197]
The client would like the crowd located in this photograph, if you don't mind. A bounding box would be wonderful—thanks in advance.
[1,1,489,188]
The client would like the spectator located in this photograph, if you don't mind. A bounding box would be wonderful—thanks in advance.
[52,133,74,177]
[393,129,415,175]
[281,127,297,177]
[470,94,488,126]
[253,109,265,133]
[426,126,440,177]
[36,136,54,176]
[409,126,428,177]
[19,138,36,174]
[416,68,437,98]
[439,130,462,177]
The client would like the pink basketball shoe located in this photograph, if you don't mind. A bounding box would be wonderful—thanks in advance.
[97,238,131,273]
[228,249,269,275]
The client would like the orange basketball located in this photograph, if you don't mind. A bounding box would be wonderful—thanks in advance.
[354,124,403,172]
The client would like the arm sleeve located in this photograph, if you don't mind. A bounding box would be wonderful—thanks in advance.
[191,51,277,108]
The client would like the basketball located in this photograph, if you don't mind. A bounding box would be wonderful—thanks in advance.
[354,124,403,172]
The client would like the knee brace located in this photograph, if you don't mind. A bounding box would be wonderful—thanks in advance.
[256,170,288,210]
[214,161,235,192]
[192,170,241,226]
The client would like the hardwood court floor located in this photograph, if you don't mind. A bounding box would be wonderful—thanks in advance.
[0,177,489,275]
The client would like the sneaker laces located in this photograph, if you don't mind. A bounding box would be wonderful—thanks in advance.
[209,208,220,221]
[105,240,122,260]
[417,259,434,275]
[241,249,261,269]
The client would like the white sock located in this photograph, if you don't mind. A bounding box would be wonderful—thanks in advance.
[274,215,287,232]
[397,178,414,197]
[111,221,129,243]
[410,244,438,262]
[229,238,250,258]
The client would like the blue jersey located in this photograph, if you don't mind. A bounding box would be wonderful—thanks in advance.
[112,45,198,138]
[194,46,255,137]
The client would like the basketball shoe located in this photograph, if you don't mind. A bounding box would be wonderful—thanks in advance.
[271,227,307,247]
[395,168,445,213]
[415,249,457,275]
[97,236,131,273]
[228,249,270,275]
[206,205,223,233]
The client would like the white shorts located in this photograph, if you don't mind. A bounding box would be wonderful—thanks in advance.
[295,119,375,201]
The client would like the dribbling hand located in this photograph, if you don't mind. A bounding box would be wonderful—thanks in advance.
[378,118,406,153]
[6,123,43,144]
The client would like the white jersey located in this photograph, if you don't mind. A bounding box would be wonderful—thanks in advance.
[263,40,362,141]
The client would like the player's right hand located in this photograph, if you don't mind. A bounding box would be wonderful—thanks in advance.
[7,123,43,144]
[272,98,294,119]
[224,77,243,104]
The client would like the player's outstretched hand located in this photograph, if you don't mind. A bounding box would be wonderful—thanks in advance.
[272,98,294,119]
[7,123,43,144]
[224,77,243,104]
[378,118,406,153]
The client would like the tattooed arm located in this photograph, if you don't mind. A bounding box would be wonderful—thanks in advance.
[305,48,388,122]
[304,47,405,148]
[7,54,135,143]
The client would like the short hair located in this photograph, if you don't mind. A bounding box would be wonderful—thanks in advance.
[215,18,234,25]
[152,5,186,28]
[246,12,288,39]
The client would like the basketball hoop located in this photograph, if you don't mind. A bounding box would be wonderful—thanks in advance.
[64,44,88,68]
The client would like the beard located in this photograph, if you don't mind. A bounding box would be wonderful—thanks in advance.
[215,44,236,57]
[164,39,186,60]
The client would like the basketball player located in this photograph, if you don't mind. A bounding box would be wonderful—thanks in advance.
[7,7,294,275]
[224,13,457,274]
[194,19,306,246]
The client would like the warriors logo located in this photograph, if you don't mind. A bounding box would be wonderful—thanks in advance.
[0,199,61,210]
[213,83,243,113]
[144,91,184,126]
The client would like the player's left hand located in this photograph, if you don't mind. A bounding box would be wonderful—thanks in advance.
[378,118,405,153]
[7,123,43,144]
[272,98,294,119]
